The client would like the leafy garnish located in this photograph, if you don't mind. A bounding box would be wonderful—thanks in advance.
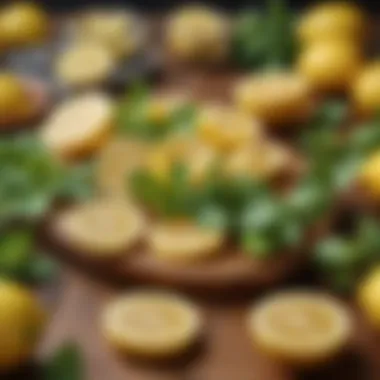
[0,228,57,283]
[116,84,196,141]
[43,343,84,380]
[232,0,297,69]
[315,218,380,292]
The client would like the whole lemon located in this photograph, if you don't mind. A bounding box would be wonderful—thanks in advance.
[0,73,30,126]
[358,267,380,328]
[298,40,362,93]
[298,2,366,46]
[360,151,380,200]
[0,280,46,371]
[352,62,380,115]
[0,2,49,47]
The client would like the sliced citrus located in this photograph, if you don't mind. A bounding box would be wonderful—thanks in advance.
[96,137,148,197]
[149,222,224,263]
[102,291,202,358]
[40,92,113,159]
[56,42,116,88]
[247,291,353,366]
[54,198,145,257]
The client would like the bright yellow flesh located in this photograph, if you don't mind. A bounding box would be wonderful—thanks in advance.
[102,291,202,358]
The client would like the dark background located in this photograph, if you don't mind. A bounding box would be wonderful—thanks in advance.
[18,0,380,12]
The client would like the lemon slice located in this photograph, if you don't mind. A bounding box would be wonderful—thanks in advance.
[102,291,202,358]
[56,42,116,88]
[197,105,262,152]
[247,291,353,366]
[96,138,148,197]
[40,92,113,159]
[149,222,224,263]
[54,198,145,257]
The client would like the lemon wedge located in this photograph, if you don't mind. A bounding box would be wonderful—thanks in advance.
[149,222,224,263]
[247,291,353,366]
[40,92,113,159]
[102,291,202,358]
[54,198,145,257]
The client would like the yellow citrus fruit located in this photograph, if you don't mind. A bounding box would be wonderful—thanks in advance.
[54,198,145,257]
[146,94,187,125]
[352,61,380,115]
[0,2,49,47]
[0,280,46,371]
[149,222,224,263]
[297,2,366,46]
[197,105,262,151]
[96,138,148,197]
[40,92,113,160]
[0,73,31,127]
[75,10,139,58]
[247,291,353,366]
[56,42,116,88]
[166,5,229,62]
[358,267,380,328]
[360,151,380,200]
[102,291,202,358]
[297,40,362,93]
[234,72,313,127]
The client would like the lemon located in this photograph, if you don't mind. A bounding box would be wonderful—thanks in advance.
[352,61,380,115]
[197,105,262,151]
[359,151,380,200]
[0,2,49,47]
[0,73,31,127]
[75,10,140,58]
[166,5,229,62]
[96,138,148,197]
[297,40,362,93]
[234,73,313,127]
[358,267,380,328]
[0,280,46,371]
[40,92,113,160]
[297,2,366,46]
[102,291,202,358]
[54,198,145,257]
[149,222,224,263]
[247,291,353,366]
[56,43,116,89]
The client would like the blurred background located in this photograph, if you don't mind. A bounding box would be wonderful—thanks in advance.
[20,0,380,12]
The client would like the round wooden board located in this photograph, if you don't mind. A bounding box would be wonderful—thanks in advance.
[40,216,328,293]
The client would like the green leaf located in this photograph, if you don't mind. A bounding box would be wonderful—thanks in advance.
[44,343,84,380]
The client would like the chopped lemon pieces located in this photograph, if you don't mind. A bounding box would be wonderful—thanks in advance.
[96,138,148,197]
[54,198,145,257]
[197,105,262,152]
[247,291,353,366]
[40,92,113,159]
[149,222,223,263]
[102,291,202,358]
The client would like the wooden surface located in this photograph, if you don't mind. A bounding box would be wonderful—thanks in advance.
[31,268,379,380]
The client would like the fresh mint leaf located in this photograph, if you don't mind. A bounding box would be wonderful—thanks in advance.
[44,343,84,380]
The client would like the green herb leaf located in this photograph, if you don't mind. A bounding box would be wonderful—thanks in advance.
[44,343,84,380]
